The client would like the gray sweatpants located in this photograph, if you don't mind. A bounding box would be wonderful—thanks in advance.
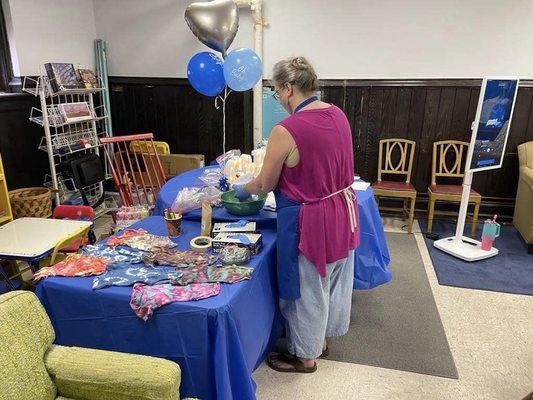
[280,250,355,359]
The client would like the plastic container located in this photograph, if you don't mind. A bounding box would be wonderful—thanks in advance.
[481,219,500,250]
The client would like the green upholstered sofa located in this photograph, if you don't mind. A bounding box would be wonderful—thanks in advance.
[0,291,194,400]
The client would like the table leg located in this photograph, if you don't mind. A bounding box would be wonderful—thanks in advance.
[0,264,16,290]
[28,260,41,273]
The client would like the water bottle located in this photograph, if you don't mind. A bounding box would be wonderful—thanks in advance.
[481,215,500,251]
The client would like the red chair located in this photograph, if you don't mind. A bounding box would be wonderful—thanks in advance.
[51,205,95,252]
[372,138,417,233]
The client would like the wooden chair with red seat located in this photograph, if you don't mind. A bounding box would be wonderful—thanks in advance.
[51,205,95,253]
[372,138,417,233]
[427,140,481,234]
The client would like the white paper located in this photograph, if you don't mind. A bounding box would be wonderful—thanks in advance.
[352,181,370,191]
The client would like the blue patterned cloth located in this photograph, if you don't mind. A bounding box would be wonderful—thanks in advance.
[93,263,182,290]
[82,244,146,264]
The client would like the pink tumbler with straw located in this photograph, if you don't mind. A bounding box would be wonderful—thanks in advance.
[481,215,500,251]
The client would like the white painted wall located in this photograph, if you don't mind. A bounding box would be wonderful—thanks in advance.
[93,0,533,79]
[5,0,533,78]
[93,0,253,78]
[6,0,96,76]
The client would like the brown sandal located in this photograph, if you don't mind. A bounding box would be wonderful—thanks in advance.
[267,353,317,373]
[319,345,329,358]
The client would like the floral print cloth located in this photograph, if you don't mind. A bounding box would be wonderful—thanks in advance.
[93,263,182,290]
[130,282,221,321]
[142,249,219,269]
[82,244,146,264]
[107,229,176,252]
[34,254,109,281]
[170,265,253,286]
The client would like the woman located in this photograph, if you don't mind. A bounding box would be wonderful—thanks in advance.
[234,56,359,373]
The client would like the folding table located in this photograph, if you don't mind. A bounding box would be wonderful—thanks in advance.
[0,217,91,289]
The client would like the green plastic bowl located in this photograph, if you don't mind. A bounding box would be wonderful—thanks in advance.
[221,191,267,216]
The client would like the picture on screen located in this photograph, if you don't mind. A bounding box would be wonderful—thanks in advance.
[470,79,519,171]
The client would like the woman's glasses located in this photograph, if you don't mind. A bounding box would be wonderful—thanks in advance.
[271,82,293,100]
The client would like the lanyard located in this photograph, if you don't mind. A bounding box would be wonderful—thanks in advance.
[294,95,319,113]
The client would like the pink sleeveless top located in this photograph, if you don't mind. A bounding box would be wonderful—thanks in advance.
[278,104,359,277]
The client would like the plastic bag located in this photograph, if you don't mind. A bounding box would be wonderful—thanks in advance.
[194,167,223,188]
[170,186,222,214]
[216,149,241,166]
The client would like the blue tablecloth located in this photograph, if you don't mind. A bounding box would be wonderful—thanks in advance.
[154,167,278,229]
[154,167,392,290]
[36,216,283,400]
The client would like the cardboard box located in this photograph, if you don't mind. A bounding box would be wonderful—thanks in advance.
[212,232,262,255]
[159,154,205,178]
[131,153,205,184]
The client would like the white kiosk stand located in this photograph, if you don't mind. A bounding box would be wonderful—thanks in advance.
[434,77,519,262]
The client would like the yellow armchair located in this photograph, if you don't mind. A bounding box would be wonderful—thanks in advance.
[513,141,533,253]
[0,291,185,400]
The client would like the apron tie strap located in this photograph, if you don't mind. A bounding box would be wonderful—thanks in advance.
[302,185,357,233]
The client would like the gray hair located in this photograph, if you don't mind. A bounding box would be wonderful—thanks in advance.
[272,56,319,93]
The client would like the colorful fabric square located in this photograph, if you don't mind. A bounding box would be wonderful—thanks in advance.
[142,249,219,269]
[82,244,146,264]
[106,229,146,246]
[130,282,221,321]
[107,229,176,252]
[171,265,253,286]
[92,263,182,290]
[34,254,108,281]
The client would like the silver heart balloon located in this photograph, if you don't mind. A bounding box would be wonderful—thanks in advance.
[185,0,239,58]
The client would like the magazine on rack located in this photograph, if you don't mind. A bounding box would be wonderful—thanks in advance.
[44,63,81,92]
[77,69,99,89]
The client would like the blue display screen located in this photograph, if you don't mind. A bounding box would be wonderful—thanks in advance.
[470,79,518,171]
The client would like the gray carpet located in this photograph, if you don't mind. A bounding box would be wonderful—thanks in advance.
[327,232,458,379]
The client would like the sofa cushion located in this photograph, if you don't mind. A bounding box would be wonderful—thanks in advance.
[0,291,57,400]
[45,345,181,400]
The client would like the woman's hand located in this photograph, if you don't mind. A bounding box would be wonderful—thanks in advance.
[233,183,251,201]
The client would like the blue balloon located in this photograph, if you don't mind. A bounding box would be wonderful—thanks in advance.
[223,48,262,92]
[187,52,225,97]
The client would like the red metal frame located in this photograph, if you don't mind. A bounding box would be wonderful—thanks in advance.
[99,133,167,207]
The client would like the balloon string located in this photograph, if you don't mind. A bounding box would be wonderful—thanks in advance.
[223,86,227,155]
[214,87,232,157]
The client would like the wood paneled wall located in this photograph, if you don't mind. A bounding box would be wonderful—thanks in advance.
[2,77,531,218]
[109,77,253,164]
[320,80,533,200]
[0,94,49,190]
[109,77,533,211]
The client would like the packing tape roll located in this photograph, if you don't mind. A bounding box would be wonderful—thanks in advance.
[190,236,212,252]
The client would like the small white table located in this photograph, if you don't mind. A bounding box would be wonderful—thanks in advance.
[0,218,92,288]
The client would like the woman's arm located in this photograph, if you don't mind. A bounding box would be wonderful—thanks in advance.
[244,125,295,195]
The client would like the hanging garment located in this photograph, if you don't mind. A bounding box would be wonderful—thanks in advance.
[92,263,182,290]
[130,282,221,321]
[82,244,146,264]
[142,249,219,269]
[34,254,109,281]
[170,265,253,286]
[107,229,176,252]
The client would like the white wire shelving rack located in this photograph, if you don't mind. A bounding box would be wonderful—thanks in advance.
[23,69,112,217]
